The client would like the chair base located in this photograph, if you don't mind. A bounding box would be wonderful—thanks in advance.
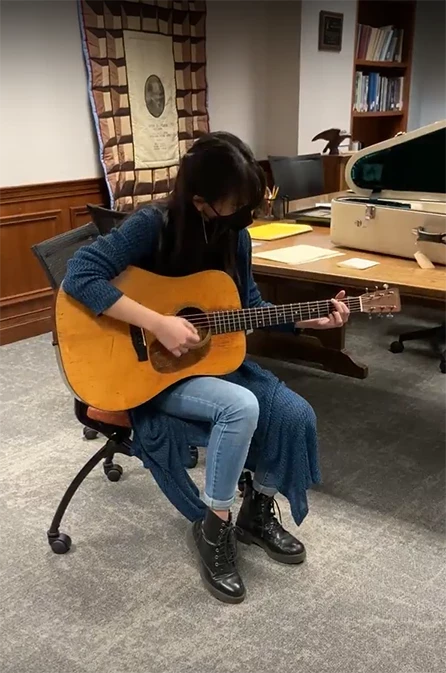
[83,426,99,440]
[187,445,199,469]
[47,435,131,554]
[390,322,445,373]
[238,471,249,495]
[48,532,72,555]
[48,399,201,554]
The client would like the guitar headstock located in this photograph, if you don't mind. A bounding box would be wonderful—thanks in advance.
[360,285,401,316]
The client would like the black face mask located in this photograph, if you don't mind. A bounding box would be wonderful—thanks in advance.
[210,204,253,232]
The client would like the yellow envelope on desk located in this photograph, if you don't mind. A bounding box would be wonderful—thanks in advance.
[249,222,312,241]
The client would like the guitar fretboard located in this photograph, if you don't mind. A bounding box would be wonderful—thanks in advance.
[188,297,362,335]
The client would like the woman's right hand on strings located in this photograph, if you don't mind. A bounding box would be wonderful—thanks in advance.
[103,297,199,357]
[151,315,200,358]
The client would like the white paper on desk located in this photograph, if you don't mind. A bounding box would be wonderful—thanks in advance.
[337,257,379,270]
[253,245,344,266]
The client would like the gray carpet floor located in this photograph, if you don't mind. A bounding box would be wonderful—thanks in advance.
[0,308,445,673]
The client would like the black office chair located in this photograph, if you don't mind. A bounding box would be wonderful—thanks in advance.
[31,223,200,555]
[268,153,325,218]
[390,323,446,373]
[268,153,322,163]
[86,203,128,234]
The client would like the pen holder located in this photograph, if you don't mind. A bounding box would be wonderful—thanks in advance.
[270,197,288,220]
[256,197,277,220]
[266,197,278,219]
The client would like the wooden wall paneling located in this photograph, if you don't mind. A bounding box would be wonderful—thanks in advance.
[0,178,107,209]
[0,210,64,345]
[0,210,64,297]
[0,178,106,345]
[69,205,94,230]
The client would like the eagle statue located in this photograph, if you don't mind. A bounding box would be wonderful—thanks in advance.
[312,128,351,155]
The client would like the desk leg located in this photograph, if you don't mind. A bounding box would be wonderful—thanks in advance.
[249,276,369,379]
[247,328,368,379]
[301,325,368,378]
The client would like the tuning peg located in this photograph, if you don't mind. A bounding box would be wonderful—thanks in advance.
[383,283,389,290]
[386,313,393,319]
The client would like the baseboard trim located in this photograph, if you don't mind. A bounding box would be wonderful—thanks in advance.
[0,287,53,345]
[0,308,52,346]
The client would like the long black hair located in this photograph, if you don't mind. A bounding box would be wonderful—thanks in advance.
[153,132,266,280]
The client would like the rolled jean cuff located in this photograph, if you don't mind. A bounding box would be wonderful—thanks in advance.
[252,479,278,497]
[202,491,236,510]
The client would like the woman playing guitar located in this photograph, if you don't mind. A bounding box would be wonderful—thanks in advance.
[64,132,349,604]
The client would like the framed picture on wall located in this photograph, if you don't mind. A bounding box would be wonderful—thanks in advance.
[319,10,343,52]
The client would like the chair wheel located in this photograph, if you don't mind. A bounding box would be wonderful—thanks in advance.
[238,472,248,496]
[83,427,99,440]
[440,361,446,374]
[390,340,404,353]
[48,532,72,555]
[104,463,123,482]
[188,446,199,469]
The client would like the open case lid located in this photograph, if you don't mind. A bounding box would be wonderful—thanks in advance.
[345,120,446,202]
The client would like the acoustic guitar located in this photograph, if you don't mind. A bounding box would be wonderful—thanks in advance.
[56,267,401,411]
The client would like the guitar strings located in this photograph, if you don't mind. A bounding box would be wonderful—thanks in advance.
[178,297,364,328]
[185,308,364,331]
[178,297,361,321]
[180,298,363,324]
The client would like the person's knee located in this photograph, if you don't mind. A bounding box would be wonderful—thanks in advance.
[240,390,260,429]
[220,387,259,431]
[302,399,317,432]
[285,394,317,432]
[300,396,316,421]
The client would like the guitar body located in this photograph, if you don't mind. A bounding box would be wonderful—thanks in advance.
[56,267,246,411]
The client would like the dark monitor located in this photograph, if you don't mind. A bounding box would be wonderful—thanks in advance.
[269,154,324,202]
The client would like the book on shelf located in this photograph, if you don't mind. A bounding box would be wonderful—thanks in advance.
[353,72,404,112]
[356,24,404,62]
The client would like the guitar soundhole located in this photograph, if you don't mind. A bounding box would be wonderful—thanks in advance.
[149,306,211,374]
[177,306,210,342]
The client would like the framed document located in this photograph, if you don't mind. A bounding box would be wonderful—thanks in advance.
[319,11,343,52]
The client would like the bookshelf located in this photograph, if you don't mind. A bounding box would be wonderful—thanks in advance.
[351,0,416,148]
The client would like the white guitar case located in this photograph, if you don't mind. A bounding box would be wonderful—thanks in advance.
[331,120,446,265]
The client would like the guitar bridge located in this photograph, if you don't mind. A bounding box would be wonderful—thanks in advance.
[129,325,148,362]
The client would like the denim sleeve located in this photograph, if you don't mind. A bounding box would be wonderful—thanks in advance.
[63,207,163,316]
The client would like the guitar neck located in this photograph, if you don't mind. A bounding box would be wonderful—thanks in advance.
[208,296,362,335]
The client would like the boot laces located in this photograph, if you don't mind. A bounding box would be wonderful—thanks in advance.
[262,496,284,533]
[215,523,237,568]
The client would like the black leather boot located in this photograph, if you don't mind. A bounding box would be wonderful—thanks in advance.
[236,473,306,564]
[190,509,246,604]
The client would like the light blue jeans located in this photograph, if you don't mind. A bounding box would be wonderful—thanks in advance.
[153,376,277,509]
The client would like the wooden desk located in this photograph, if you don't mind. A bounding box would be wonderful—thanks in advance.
[248,193,446,378]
